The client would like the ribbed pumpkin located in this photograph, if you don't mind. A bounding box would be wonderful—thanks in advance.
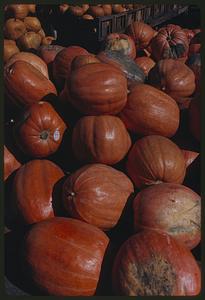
[15,101,67,158]
[72,116,131,165]
[189,97,200,142]
[12,160,64,224]
[71,55,100,71]
[24,217,109,296]
[4,145,21,181]
[148,59,196,104]
[3,39,19,64]
[4,61,57,108]
[119,84,179,137]
[134,56,155,76]
[4,18,26,40]
[62,164,134,230]
[67,62,127,115]
[126,135,186,189]
[112,230,201,296]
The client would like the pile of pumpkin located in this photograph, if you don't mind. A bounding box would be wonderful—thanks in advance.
[4,15,201,296]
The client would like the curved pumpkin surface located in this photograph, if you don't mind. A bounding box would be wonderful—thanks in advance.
[119,84,179,137]
[63,164,134,230]
[4,61,57,108]
[68,63,127,115]
[126,135,186,189]
[15,101,67,158]
[72,115,131,164]
[12,159,64,224]
[134,56,155,76]
[4,145,21,181]
[24,217,109,296]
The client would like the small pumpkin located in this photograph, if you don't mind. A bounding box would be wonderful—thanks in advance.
[71,55,100,71]
[126,135,186,189]
[4,18,26,40]
[4,39,19,64]
[24,217,109,296]
[134,56,155,76]
[23,17,41,33]
[17,31,42,51]
[72,115,131,165]
[15,101,67,158]
[4,145,21,181]
[112,4,125,14]
[63,164,134,230]
[88,6,105,17]
[119,84,180,137]
[12,160,64,224]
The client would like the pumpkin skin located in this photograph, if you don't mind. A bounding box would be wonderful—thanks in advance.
[5,52,49,79]
[17,31,42,51]
[134,56,155,76]
[3,39,19,64]
[62,164,134,230]
[119,84,179,137]
[24,217,109,296]
[38,45,64,65]
[186,54,201,94]
[148,59,196,104]
[126,21,156,50]
[103,33,136,59]
[112,230,201,296]
[15,101,67,158]
[52,46,89,90]
[88,6,105,17]
[189,97,200,142]
[102,4,112,15]
[41,36,55,46]
[133,183,201,250]
[4,18,26,40]
[4,61,57,108]
[23,17,41,33]
[67,63,127,115]
[4,145,21,181]
[12,160,64,224]
[150,26,189,61]
[126,135,186,189]
[72,116,131,165]
[71,55,100,71]
[6,4,29,19]
[183,29,195,43]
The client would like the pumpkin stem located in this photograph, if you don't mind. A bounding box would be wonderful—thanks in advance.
[40,130,49,140]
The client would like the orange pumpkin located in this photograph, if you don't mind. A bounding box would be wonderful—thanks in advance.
[134,56,155,76]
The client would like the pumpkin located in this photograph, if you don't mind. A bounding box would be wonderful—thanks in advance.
[4,18,26,40]
[134,56,155,76]
[133,183,201,250]
[112,5,125,14]
[15,101,67,158]
[189,97,200,142]
[150,26,189,61]
[23,17,41,33]
[63,164,134,230]
[126,21,156,50]
[112,230,201,295]
[4,61,57,108]
[183,29,195,43]
[181,150,199,168]
[38,28,46,39]
[5,52,49,79]
[102,5,112,15]
[126,135,186,189]
[4,39,19,64]
[12,160,64,224]
[52,46,89,90]
[17,31,42,51]
[148,59,196,104]
[82,4,89,13]
[97,50,145,88]
[88,6,105,17]
[69,6,85,16]
[72,116,131,165]
[41,36,55,46]
[119,84,179,137]
[38,45,64,65]
[71,55,100,71]
[67,62,127,115]
[27,4,36,14]
[103,33,136,59]
[6,4,29,19]
[24,217,109,296]
[186,54,201,95]
[4,145,21,181]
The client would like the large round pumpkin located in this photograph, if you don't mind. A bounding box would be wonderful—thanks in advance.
[4,145,21,181]
[52,46,89,90]
[119,84,179,137]
[112,230,201,295]
[72,115,131,165]
[189,97,200,142]
[12,159,64,224]
[151,26,189,61]
[133,183,201,249]
[126,135,186,189]
[4,39,19,64]
[4,60,57,108]
[15,101,67,158]
[148,59,196,104]
[67,62,127,115]
[24,217,109,296]
[62,164,134,230]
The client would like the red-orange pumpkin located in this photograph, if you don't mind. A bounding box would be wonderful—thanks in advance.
[133,183,201,249]
[134,56,155,76]
[119,84,179,137]
[112,230,201,295]
[4,60,57,108]
[67,62,127,115]
[63,164,134,230]
[12,160,64,224]
[72,116,131,165]
[126,135,186,189]
[15,101,67,158]
[71,55,100,71]
[24,217,109,296]
[189,97,200,142]
[4,145,21,181]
